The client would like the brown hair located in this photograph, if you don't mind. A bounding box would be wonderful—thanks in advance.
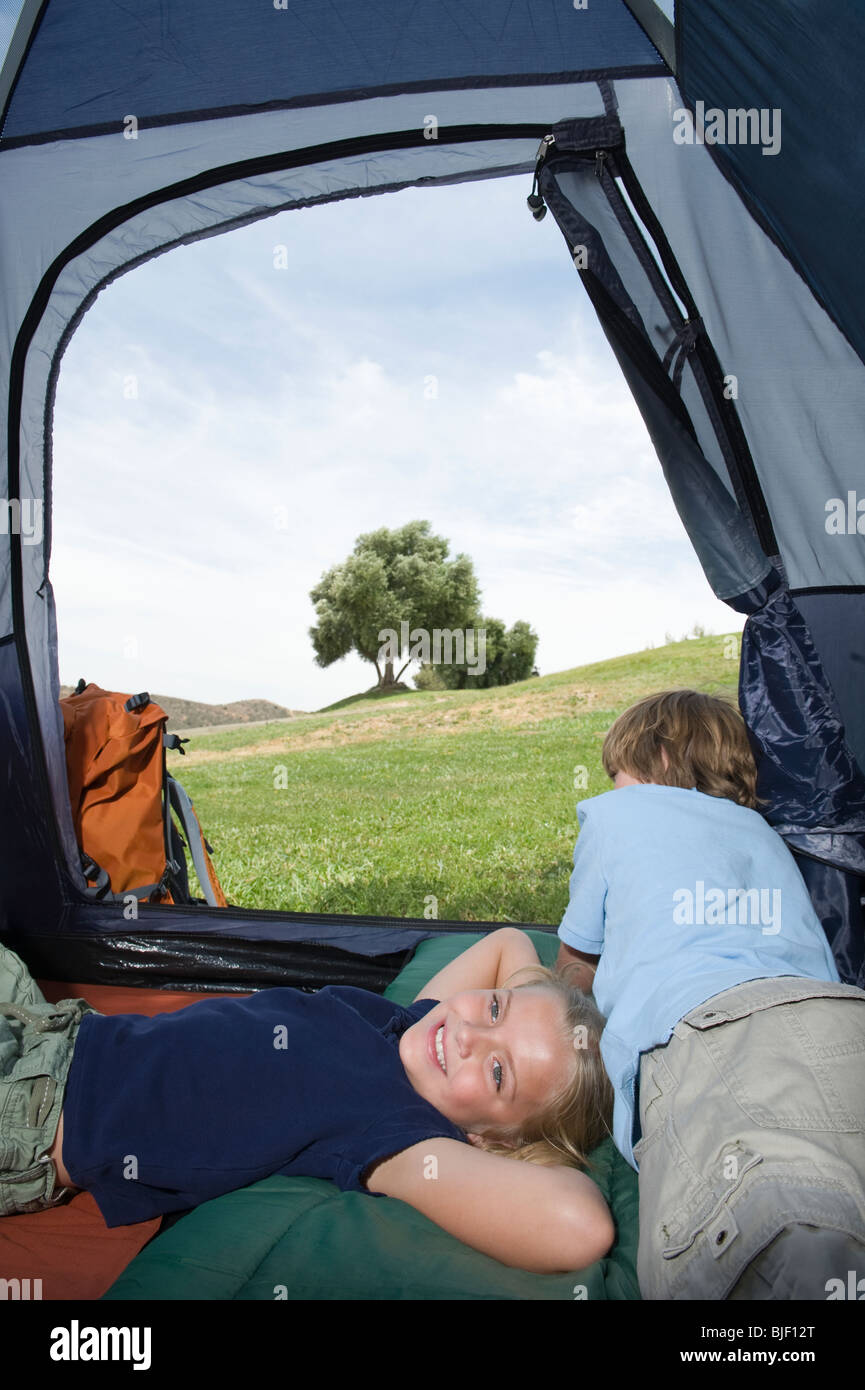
[476,966,613,1171]
[601,689,759,808]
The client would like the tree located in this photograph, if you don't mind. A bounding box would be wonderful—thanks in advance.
[417,617,539,690]
[309,521,480,690]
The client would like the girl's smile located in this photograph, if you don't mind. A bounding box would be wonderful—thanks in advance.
[429,1019,447,1073]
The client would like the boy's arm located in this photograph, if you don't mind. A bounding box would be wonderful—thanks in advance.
[555,941,600,990]
[365,1137,614,1274]
[557,810,607,980]
[411,927,541,1004]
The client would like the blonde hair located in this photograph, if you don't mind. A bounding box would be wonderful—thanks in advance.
[476,966,613,1171]
[602,689,759,808]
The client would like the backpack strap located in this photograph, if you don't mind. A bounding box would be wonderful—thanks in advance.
[166,815,191,903]
[78,851,112,901]
[166,775,227,907]
[78,850,169,904]
[159,733,189,904]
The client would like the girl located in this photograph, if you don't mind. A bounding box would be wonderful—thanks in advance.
[555,689,865,1299]
[0,927,614,1275]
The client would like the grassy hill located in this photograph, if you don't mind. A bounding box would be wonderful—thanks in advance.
[169,633,741,924]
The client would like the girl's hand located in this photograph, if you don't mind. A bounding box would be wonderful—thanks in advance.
[365,1137,614,1273]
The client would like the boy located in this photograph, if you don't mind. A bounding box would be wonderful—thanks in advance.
[555,689,865,1299]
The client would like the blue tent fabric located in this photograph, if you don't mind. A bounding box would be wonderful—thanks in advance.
[677,0,865,370]
[737,584,865,985]
[792,590,865,778]
[794,859,865,990]
[738,588,865,834]
[2,0,664,144]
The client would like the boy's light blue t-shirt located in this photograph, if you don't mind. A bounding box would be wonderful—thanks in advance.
[558,785,840,1171]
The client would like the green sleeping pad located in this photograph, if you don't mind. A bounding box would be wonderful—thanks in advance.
[103,930,639,1300]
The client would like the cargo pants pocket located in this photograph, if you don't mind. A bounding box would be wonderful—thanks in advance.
[0,994,94,1216]
[638,1105,769,1299]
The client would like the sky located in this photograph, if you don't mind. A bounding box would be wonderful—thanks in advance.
[5,0,735,715]
[48,174,740,712]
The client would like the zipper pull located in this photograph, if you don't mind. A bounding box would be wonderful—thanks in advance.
[594,149,607,179]
[527,134,555,221]
[535,132,556,165]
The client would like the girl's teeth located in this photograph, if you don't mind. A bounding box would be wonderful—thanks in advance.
[435,1024,446,1073]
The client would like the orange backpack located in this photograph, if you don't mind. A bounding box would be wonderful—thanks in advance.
[60,681,227,907]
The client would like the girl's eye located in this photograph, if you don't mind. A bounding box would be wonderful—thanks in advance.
[490,997,503,1089]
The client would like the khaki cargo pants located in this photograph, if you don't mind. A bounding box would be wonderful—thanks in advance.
[0,942,98,1216]
[634,975,865,1299]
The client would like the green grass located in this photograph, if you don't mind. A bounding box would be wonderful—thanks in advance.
[172,634,741,922]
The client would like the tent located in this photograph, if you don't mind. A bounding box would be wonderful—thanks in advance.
[1,0,863,996]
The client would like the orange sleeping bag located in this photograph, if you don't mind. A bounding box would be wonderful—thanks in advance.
[0,979,249,1299]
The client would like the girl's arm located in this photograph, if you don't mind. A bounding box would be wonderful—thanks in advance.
[365,1136,614,1273]
[412,927,542,1004]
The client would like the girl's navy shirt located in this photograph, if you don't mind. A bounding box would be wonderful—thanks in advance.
[62,985,468,1227]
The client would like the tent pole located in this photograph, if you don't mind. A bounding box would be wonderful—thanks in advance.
[619,0,676,74]
[0,0,46,137]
